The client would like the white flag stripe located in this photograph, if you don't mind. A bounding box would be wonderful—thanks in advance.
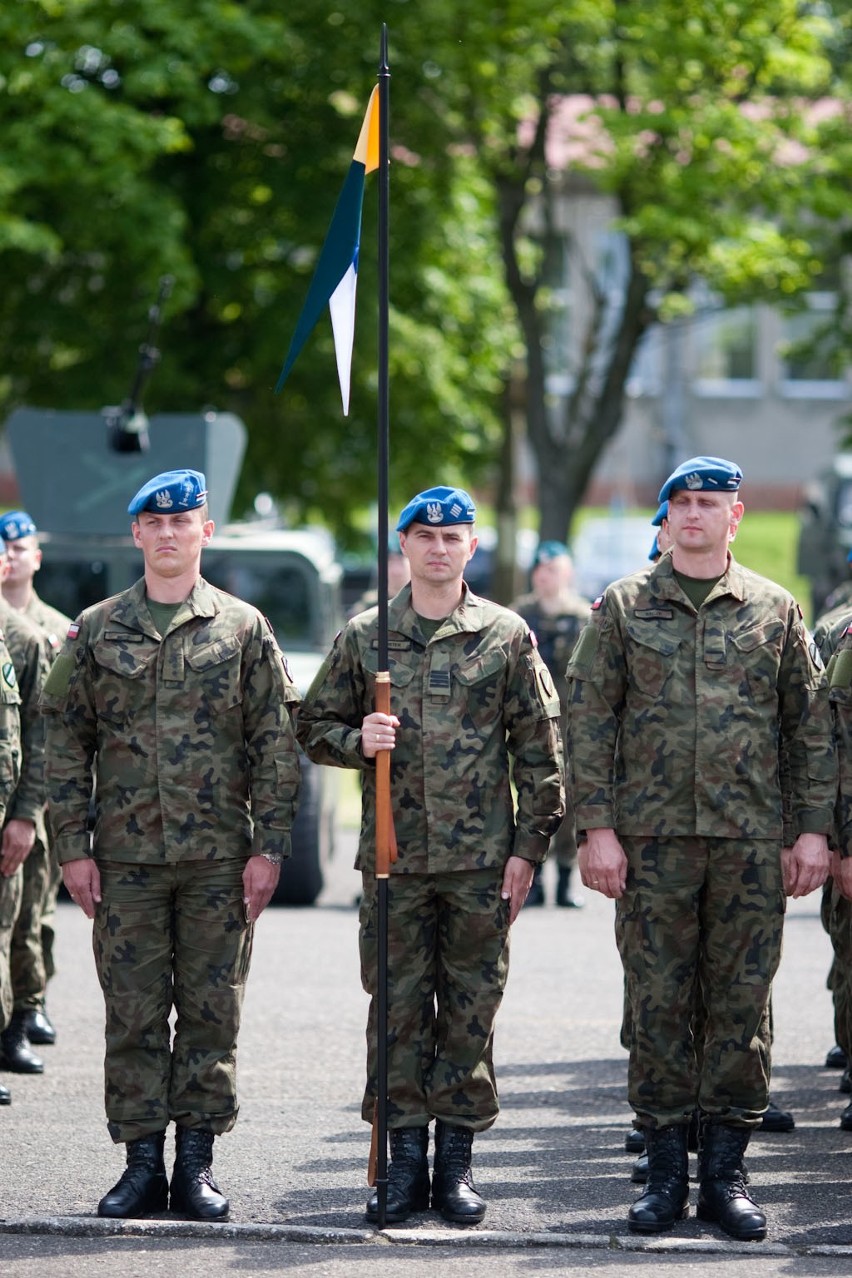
[328,263,358,417]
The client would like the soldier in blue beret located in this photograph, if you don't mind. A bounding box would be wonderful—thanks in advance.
[512,540,589,908]
[298,482,564,1226]
[648,502,671,562]
[568,453,834,1242]
[42,466,302,1222]
[0,509,72,1060]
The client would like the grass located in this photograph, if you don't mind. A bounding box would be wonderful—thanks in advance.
[574,506,811,620]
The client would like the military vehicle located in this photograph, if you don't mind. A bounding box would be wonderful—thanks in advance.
[4,405,342,906]
[796,453,852,619]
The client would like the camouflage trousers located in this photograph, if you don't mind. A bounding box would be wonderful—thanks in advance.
[616,836,785,1129]
[359,869,511,1132]
[0,867,23,1032]
[821,879,852,1056]
[10,838,53,1012]
[93,859,254,1144]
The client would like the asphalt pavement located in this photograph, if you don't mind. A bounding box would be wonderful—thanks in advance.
[3,835,852,1276]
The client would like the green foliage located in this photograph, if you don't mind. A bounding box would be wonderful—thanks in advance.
[0,1,849,542]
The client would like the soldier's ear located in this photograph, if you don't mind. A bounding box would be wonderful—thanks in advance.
[201,519,215,547]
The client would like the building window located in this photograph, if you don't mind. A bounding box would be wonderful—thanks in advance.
[778,292,849,399]
[692,304,761,397]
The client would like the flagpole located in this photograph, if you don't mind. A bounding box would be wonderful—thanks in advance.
[370,21,392,1231]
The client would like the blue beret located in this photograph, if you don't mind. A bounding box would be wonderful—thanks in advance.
[651,502,668,527]
[128,469,208,517]
[658,456,743,505]
[532,539,570,568]
[648,533,662,561]
[0,510,37,541]
[396,486,476,532]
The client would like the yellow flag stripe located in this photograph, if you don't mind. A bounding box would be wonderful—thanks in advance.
[353,86,380,174]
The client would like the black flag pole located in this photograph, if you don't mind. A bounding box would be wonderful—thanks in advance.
[366,22,395,1231]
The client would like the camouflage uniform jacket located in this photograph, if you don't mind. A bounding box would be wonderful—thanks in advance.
[297,583,565,873]
[821,614,852,857]
[567,553,835,840]
[41,576,301,866]
[0,599,48,839]
[0,624,22,825]
[511,588,590,707]
[23,590,72,663]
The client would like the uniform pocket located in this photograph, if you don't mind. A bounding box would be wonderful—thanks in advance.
[624,621,681,698]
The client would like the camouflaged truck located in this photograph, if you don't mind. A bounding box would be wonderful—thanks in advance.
[796,452,852,620]
[5,406,342,905]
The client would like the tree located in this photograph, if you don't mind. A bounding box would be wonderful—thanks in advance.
[0,2,513,540]
[395,0,840,539]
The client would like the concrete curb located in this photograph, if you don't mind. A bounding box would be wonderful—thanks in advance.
[2,1218,852,1257]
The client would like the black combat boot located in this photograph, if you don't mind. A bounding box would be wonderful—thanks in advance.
[431,1120,486,1224]
[697,1123,766,1241]
[366,1126,430,1223]
[556,865,584,908]
[0,1082,10,1105]
[0,1010,44,1073]
[170,1127,230,1221]
[525,866,545,907]
[97,1132,169,1218]
[22,1005,56,1046]
[627,1124,689,1234]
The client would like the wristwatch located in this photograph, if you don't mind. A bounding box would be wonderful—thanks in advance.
[259,852,283,866]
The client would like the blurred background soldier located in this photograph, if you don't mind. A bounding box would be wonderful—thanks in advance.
[349,533,411,618]
[0,510,71,1048]
[0,616,23,1105]
[42,468,302,1222]
[511,541,589,908]
[0,533,50,1080]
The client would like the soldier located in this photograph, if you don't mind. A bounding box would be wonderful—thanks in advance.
[568,455,834,1242]
[297,485,564,1226]
[0,595,25,1106]
[0,510,71,1048]
[824,610,852,1121]
[511,540,589,907]
[349,534,411,618]
[0,539,51,1080]
[817,605,852,1092]
[41,468,301,1220]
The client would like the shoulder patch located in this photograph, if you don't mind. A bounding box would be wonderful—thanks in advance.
[2,662,16,691]
[67,623,80,640]
[591,596,603,611]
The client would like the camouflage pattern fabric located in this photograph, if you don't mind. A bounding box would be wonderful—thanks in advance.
[95,859,253,1142]
[617,835,784,1127]
[297,583,564,875]
[40,575,301,1143]
[297,582,563,1127]
[5,593,64,1012]
[41,576,301,866]
[0,598,48,845]
[0,869,22,1032]
[359,869,509,1130]
[567,554,834,839]
[567,553,834,1130]
[820,613,852,1061]
[511,588,589,868]
[0,624,24,1033]
[21,591,72,989]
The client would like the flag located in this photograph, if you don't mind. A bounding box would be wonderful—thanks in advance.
[275,87,380,414]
